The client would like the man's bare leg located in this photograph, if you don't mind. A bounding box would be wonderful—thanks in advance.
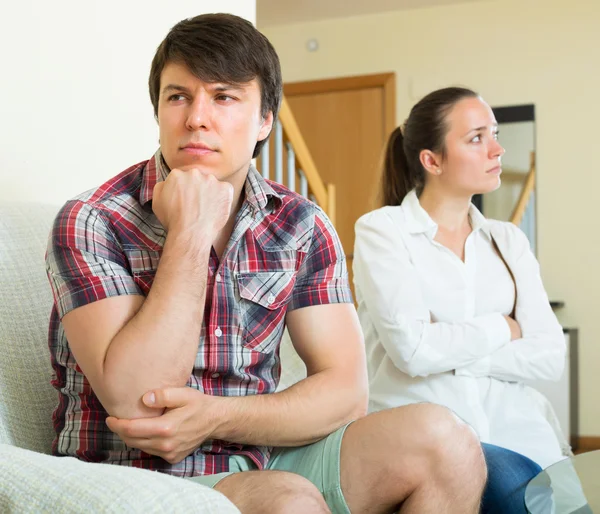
[341,404,487,514]
[216,470,331,514]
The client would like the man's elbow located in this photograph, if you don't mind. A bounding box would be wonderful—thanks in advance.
[99,360,189,418]
[98,387,158,420]
[99,370,172,420]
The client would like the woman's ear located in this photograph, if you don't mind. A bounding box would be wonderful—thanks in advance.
[420,149,442,176]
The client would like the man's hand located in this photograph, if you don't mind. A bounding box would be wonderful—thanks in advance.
[503,315,522,341]
[153,167,234,237]
[105,387,221,464]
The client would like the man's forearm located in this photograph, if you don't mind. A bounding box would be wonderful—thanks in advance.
[102,230,211,418]
[211,369,368,447]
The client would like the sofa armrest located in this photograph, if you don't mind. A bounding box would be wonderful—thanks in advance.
[0,444,240,514]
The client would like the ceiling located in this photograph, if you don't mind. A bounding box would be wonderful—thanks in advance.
[257,0,489,28]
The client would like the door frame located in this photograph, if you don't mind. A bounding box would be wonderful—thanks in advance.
[283,72,396,137]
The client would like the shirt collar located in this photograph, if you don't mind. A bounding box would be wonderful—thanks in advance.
[401,189,490,239]
[140,149,282,213]
[244,165,283,213]
[140,149,170,207]
[468,201,491,238]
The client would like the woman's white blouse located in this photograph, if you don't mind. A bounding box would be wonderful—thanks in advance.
[353,190,566,468]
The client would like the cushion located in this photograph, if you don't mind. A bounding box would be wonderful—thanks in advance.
[0,444,239,513]
[0,203,59,452]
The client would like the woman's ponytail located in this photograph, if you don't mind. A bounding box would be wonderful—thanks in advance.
[379,126,412,207]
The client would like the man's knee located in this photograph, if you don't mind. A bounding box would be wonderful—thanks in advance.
[412,403,486,484]
[385,404,486,481]
[270,472,330,514]
[216,470,330,514]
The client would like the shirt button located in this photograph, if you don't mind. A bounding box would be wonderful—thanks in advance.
[215,273,222,282]
[267,294,275,304]
[215,327,222,337]
[211,372,220,379]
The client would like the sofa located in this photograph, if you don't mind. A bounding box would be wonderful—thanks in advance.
[1,202,575,513]
[0,202,307,513]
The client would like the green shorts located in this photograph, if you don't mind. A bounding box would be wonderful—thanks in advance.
[187,423,351,514]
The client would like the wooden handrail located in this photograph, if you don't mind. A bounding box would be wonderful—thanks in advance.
[277,97,332,218]
[510,151,536,225]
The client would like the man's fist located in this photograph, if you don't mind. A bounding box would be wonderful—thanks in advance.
[153,168,234,239]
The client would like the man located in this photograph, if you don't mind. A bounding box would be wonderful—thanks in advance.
[46,13,486,513]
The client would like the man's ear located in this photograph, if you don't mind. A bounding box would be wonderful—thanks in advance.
[258,111,274,142]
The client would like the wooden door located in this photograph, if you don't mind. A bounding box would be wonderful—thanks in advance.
[285,74,396,298]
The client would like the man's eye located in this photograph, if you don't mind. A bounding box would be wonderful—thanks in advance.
[471,135,482,143]
[216,94,235,102]
[168,94,185,101]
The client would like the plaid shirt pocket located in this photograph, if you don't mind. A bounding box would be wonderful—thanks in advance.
[238,270,296,353]
[124,248,161,295]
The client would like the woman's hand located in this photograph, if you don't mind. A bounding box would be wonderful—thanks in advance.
[503,315,522,341]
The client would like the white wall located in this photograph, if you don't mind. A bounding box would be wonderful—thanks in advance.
[0,0,255,205]
[262,0,600,435]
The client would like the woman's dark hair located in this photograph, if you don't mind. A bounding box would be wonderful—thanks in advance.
[149,13,282,158]
[380,87,479,206]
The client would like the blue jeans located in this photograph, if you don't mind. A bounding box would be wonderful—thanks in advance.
[481,443,542,513]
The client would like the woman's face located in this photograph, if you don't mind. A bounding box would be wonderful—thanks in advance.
[436,96,505,196]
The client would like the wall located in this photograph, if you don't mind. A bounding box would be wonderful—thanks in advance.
[0,0,255,205]
[262,0,600,435]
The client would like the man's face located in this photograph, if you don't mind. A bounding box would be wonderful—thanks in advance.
[157,61,273,183]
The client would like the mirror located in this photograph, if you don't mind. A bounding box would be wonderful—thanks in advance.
[472,105,536,254]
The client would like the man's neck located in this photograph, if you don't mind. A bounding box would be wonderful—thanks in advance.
[213,166,249,261]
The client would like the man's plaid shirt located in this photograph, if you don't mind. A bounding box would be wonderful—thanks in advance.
[45,149,352,477]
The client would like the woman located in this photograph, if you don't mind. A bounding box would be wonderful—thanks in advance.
[353,87,567,511]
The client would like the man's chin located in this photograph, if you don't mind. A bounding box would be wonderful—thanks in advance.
[171,159,220,174]
[173,164,239,184]
[177,163,213,173]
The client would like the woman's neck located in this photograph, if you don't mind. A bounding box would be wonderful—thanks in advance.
[418,185,472,233]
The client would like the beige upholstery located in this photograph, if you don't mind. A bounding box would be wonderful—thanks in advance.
[0,203,239,513]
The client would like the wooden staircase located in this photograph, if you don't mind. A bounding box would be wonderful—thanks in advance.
[257,97,336,225]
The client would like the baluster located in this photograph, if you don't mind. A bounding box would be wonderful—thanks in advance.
[261,139,270,179]
[274,121,283,184]
[286,143,296,191]
[299,170,308,198]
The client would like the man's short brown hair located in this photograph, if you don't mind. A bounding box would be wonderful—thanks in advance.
[149,13,282,158]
